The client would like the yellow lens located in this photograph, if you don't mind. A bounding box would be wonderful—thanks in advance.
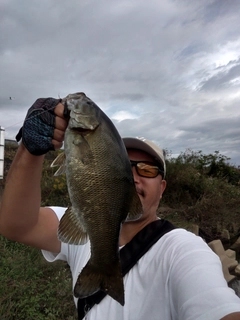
[137,163,159,177]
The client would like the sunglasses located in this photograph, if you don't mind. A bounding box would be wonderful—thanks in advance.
[130,160,164,178]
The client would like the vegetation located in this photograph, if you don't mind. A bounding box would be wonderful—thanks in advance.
[161,149,240,239]
[0,144,240,319]
[0,237,77,319]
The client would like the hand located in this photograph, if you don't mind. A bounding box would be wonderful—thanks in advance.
[16,98,68,155]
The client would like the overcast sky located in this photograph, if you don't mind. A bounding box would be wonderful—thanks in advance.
[1,0,240,166]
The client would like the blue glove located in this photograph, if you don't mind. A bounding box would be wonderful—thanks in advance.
[16,98,61,155]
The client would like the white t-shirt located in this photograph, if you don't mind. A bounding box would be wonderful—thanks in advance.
[42,206,240,320]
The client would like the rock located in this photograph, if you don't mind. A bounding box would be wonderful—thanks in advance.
[226,249,236,260]
[235,265,240,277]
[208,239,238,283]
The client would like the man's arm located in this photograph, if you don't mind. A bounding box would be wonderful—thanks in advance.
[0,102,67,253]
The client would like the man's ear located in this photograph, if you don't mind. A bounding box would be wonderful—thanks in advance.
[159,179,167,200]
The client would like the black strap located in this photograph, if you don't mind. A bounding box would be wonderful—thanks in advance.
[78,219,175,319]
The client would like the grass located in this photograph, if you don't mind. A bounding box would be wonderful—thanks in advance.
[0,144,240,318]
[0,236,77,320]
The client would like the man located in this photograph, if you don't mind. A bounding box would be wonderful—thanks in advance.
[0,97,240,320]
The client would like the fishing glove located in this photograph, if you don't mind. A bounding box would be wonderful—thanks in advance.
[16,97,61,156]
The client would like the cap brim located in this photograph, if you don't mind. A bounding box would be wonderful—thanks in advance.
[123,137,166,177]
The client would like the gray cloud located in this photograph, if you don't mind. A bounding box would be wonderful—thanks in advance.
[1,0,240,165]
[199,59,240,91]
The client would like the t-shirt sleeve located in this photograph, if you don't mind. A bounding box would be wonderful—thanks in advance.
[165,230,240,320]
[41,206,69,262]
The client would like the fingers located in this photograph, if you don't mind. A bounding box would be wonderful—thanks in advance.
[52,123,67,150]
[52,138,63,150]
[54,127,65,140]
[52,127,64,150]
[52,104,68,150]
[54,102,68,136]
[55,114,68,131]
[54,102,66,119]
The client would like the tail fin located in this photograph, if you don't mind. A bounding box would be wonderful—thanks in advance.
[74,260,125,306]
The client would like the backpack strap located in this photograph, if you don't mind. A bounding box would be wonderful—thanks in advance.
[78,219,175,319]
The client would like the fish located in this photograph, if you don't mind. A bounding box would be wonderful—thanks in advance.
[51,92,142,306]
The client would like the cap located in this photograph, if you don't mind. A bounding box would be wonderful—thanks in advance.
[123,137,166,178]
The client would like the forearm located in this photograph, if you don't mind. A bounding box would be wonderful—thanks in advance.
[0,143,44,239]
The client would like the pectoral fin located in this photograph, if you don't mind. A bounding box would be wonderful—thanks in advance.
[51,152,66,176]
[58,207,88,245]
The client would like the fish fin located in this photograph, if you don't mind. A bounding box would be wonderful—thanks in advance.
[51,152,66,176]
[125,190,143,221]
[58,207,88,245]
[74,260,125,306]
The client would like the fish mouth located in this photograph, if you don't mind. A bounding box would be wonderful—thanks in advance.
[69,115,99,132]
[69,118,95,133]
[72,127,91,133]
[71,127,93,136]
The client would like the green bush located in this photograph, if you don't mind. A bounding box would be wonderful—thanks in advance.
[161,149,240,235]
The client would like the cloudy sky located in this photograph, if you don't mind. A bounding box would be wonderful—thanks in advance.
[1,0,240,165]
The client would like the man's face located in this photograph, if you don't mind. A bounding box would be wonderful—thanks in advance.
[127,149,166,218]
